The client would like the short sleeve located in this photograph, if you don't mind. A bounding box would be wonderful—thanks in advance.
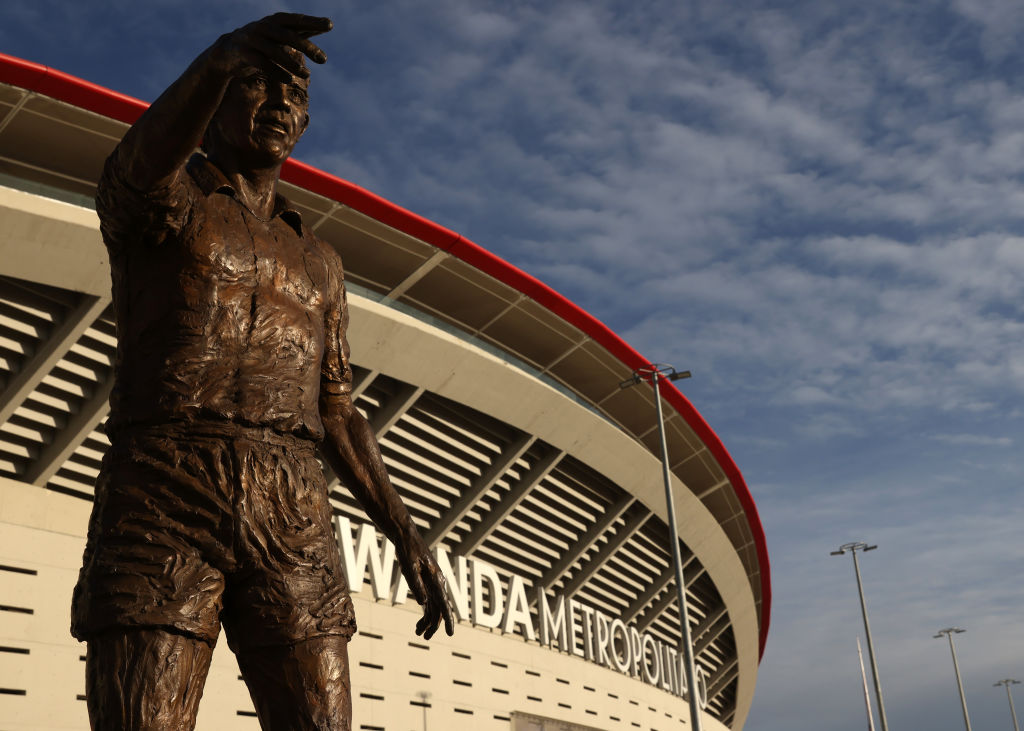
[95,144,191,255]
[320,252,354,400]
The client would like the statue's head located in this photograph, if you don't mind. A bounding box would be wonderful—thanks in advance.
[203,58,311,169]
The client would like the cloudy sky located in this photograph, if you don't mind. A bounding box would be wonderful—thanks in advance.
[4,1,1024,728]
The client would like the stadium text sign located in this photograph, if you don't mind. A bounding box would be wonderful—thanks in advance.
[335,516,708,706]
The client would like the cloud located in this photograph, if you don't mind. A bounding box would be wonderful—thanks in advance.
[951,0,1024,61]
[931,433,1013,447]
[299,1,1024,444]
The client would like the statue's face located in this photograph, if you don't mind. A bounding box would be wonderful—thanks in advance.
[207,63,310,168]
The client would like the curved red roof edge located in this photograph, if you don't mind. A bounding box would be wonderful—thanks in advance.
[0,53,770,659]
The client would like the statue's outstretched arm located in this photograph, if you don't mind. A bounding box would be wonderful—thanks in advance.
[117,13,331,192]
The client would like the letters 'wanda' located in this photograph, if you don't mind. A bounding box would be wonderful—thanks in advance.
[70,14,454,730]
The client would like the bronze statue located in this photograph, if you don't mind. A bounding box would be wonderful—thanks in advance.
[70,14,453,730]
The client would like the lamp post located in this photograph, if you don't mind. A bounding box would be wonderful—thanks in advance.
[831,542,889,731]
[995,679,1020,731]
[934,628,971,731]
[620,363,701,731]
[417,690,431,731]
[857,637,876,731]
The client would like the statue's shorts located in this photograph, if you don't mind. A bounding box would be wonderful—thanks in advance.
[71,421,356,652]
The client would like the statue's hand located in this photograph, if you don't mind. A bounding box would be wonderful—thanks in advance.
[401,544,455,640]
[213,13,333,79]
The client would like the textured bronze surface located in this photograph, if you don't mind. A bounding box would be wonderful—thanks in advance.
[70,14,453,730]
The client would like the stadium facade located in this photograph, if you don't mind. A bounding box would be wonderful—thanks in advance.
[0,54,770,730]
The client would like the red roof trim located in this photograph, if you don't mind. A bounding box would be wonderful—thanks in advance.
[0,53,770,658]
[0,53,147,124]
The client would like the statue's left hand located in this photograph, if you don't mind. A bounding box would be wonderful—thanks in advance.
[403,547,454,640]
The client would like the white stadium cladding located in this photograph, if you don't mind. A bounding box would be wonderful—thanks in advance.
[0,53,770,731]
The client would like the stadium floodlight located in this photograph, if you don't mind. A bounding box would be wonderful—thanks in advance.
[831,542,889,731]
[620,363,701,731]
[994,679,1021,731]
[934,628,972,731]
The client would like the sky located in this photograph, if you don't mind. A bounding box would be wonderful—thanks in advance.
[3,1,1024,729]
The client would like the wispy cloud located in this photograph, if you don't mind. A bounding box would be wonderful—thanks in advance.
[932,433,1013,447]
[298,3,1024,458]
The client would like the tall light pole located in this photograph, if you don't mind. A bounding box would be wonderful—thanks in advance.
[857,637,876,731]
[620,363,701,731]
[934,628,971,731]
[995,679,1021,731]
[417,690,431,731]
[831,542,889,731]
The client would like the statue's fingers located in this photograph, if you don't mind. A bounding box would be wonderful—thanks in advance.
[415,605,438,638]
[266,13,333,38]
[420,620,436,640]
[242,34,311,78]
[441,596,454,636]
[423,563,453,636]
[256,23,328,64]
[423,603,442,640]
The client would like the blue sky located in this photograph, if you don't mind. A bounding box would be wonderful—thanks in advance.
[4,1,1024,729]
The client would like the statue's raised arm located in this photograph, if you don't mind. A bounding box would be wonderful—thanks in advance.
[118,13,331,192]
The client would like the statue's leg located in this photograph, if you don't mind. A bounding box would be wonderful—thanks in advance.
[235,635,352,731]
[225,436,355,729]
[85,628,215,731]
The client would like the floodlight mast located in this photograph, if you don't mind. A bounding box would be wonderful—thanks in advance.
[995,679,1021,731]
[831,542,889,731]
[620,364,701,731]
[933,628,972,731]
[857,637,876,731]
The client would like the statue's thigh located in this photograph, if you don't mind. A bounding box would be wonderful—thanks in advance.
[85,628,215,731]
[236,635,352,731]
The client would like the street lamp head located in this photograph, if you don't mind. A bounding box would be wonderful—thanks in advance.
[833,541,877,555]
[934,627,966,638]
[618,373,643,389]
[619,363,692,389]
[995,679,1021,687]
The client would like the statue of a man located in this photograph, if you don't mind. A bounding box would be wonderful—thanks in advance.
[70,14,453,730]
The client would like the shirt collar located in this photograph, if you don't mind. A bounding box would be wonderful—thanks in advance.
[186,153,303,235]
